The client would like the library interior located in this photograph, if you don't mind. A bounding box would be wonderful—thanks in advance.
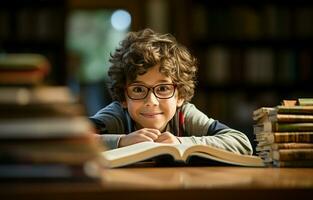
[0,0,313,199]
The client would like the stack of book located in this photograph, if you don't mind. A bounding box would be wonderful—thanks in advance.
[0,53,50,85]
[253,98,313,167]
[0,86,105,181]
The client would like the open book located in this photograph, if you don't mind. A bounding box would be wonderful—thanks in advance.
[101,142,264,168]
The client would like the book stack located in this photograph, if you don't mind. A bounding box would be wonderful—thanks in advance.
[0,53,50,85]
[253,98,313,167]
[0,86,105,181]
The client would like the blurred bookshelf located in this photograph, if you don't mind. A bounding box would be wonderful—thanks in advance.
[179,0,313,150]
[1,0,312,152]
[0,0,66,85]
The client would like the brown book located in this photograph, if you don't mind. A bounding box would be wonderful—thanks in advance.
[269,114,313,123]
[282,98,313,107]
[271,143,313,150]
[273,160,313,167]
[257,143,313,152]
[262,132,313,143]
[0,53,50,71]
[253,106,313,123]
[254,122,313,133]
[0,136,104,165]
[0,69,47,85]
[275,106,313,115]
[298,98,313,106]
[0,86,76,105]
[272,149,313,161]
[0,103,86,119]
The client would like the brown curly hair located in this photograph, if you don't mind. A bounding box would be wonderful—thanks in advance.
[108,28,197,103]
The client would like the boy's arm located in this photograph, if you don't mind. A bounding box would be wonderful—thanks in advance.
[179,103,253,155]
[89,101,130,149]
[178,127,253,155]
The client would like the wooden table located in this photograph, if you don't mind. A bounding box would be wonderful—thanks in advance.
[1,166,313,200]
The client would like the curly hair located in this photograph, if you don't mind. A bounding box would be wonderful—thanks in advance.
[107,28,197,103]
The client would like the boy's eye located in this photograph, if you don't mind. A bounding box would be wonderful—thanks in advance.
[132,86,146,93]
[157,85,170,92]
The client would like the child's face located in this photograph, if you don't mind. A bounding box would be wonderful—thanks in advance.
[123,64,184,132]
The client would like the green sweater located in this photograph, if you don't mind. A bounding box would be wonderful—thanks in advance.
[90,101,253,155]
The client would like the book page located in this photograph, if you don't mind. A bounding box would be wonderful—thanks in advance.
[102,142,182,168]
[182,145,264,167]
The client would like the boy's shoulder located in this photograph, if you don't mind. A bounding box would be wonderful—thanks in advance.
[180,102,197,113]
[92,101,125,118]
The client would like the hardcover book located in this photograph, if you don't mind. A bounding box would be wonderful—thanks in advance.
[101,142,264,168]
[272,149,313,161]
[256,132,313,144]
[254,122,313,133]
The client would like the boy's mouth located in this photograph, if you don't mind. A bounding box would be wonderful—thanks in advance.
[140,112,163,118]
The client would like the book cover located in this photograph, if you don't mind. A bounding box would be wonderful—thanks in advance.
[298,98,313,106]
[271,143,313,150]
[0,161,101,181]
[0,69,47,85]
[276,106,313,115]
[0,86,76,105]
[0,117,95,138]
[272,149,313,161]
[101,142,264,168]
[273,160,313,167]
[0,53,50,71]
[252,105,313,121]
[269,114,313,123]
[0,103,86,119]
[255,122,313,133]
[257,132,313,143]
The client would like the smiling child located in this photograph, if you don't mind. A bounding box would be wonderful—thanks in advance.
[89,28,253,155]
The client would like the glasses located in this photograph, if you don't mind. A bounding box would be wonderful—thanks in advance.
[126,84,177,100]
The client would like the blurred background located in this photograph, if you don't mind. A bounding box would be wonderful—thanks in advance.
[0,0,312,150]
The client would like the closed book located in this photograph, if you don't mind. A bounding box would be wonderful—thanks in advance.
[0,53,50,71]
[256,143,313,152]
[298,98,313,106]
[0,136,104,165]
[275,106,313,115]
[271,143,313,150]
[0,162,101,181]
[255,122,313,133]
[0,86,76,105]
[0,69,47,85]
[259,132,313,143]
[0,117,95,138]
[268,114,313,123]
[0,103,86,119]
[272,149,313,161]
[273,160,313,167]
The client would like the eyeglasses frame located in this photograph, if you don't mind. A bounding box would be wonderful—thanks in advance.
[125,83,177,100]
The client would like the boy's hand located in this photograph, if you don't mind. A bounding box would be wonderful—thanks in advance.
[154,132,180,144]
[118,128,161,147]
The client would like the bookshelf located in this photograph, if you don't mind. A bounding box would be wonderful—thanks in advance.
[0,0,66,85]
[176,0,313,150]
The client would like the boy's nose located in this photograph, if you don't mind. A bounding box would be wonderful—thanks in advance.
[144,90,159,105]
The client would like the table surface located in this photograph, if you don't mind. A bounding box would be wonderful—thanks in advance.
[1,166,313,200]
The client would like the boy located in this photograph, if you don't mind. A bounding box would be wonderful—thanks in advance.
[90,28,253,155]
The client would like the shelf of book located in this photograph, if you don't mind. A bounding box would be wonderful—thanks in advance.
[176,0,313,152]
[0,0,66,85]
